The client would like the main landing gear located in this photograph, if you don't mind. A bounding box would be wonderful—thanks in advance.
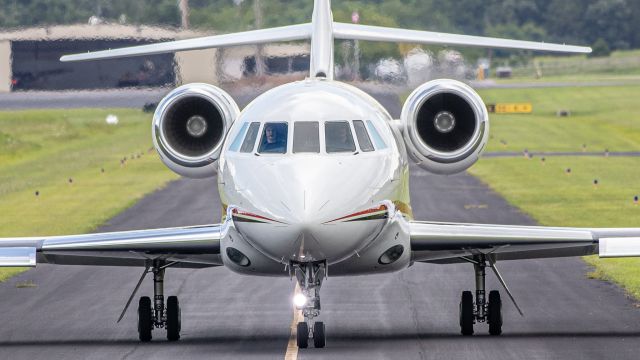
[119,260,181,342]
[458,255,523,336]
[292,261,327,348]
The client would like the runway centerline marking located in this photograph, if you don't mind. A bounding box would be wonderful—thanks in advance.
[285,283,303,360]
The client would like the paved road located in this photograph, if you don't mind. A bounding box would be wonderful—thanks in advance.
[2,93,640,359]
[0,84,399,111]
[485,151,640,158]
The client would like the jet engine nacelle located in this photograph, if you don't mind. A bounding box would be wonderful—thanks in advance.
[400,79,489,175]
[152,83,240,179]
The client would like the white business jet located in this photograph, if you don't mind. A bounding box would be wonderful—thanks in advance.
[1,0,636,349]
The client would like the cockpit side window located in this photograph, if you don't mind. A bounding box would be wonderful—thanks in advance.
[366,120,387,150]
[353,120,375,152]
[325,121,356,153]
[258,122,288,154]
[240,122,261,153]
[293,122,320,153]
[229,122,249,152]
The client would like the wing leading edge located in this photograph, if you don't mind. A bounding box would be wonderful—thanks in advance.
[410,221,640,264]
[0,224,223,268]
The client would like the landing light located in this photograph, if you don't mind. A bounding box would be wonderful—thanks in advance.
[293,293,307,308]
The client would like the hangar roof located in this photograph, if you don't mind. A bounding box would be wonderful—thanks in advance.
[0,24,211,42]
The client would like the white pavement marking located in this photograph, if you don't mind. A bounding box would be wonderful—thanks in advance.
[285,283,303,360]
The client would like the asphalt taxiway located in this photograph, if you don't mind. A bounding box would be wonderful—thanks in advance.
[2,169,640,359]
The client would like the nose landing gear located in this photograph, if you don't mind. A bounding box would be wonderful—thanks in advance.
[292,261,327,348]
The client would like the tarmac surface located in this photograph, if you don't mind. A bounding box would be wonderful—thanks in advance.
[2,93,640,359]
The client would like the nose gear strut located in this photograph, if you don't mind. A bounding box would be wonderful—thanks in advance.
[291,261,327,348]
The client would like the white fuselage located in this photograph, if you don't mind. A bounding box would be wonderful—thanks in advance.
[217,79,413,275]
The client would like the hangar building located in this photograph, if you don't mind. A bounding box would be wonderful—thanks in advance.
[0,24,309,93]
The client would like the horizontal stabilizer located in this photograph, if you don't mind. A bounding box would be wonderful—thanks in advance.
[0,247,36,267]
[61,23,311,62]
[334,22,592,54]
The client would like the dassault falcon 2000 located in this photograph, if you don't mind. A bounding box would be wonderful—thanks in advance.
[2,0,639,349]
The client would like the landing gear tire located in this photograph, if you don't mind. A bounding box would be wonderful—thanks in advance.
[166,296,181,341]
[459,291,474,336]
[488,290,502,336]
[313,322,326,348]
[138,296,153,342]
[297,322,309,348]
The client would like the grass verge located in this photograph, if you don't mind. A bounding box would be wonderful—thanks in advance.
[470,82,640,299]
[0,108,178,281]
[476,84,640,153]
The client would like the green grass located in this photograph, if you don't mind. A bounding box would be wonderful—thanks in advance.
[468,83,640,299]
[0,108,178,280]
[477,85,640,153]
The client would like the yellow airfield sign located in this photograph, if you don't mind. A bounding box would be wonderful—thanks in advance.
[486,103,533,114]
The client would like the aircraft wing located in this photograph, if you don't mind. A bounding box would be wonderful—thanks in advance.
[333,22,592,54]
[0,224,223,268]
[409,221,640,264]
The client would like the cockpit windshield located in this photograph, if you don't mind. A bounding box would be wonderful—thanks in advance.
[293,122,320,153]
[258,122,288,154]
[325,121,356,153]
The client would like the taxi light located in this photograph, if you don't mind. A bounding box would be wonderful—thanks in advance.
[293,293,307,308]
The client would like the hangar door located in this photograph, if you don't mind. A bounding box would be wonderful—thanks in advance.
[12,40,175,91]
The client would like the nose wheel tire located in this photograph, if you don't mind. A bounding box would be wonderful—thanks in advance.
[459,291,474,336]
[313,322,326,348]
[138,296,153,342]
[166,296,181,341]
[296,322,309,348]
[488,290,502,335]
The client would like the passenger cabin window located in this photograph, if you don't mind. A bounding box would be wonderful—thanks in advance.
[353,120,374,152]
[366,120,387,150]
[325,121,356,153]
[240,122,261,153]
[259,122,288,154]
[293,122,320,153]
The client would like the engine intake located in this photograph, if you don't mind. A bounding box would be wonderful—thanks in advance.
[153,83,240,178]
[401,79,489,174]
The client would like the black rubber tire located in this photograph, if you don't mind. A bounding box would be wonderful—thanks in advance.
[459,291,474,336]
[313,322,326,348]
[296,322,309,349]
[138,296,153,342]
[488,290,503,336]
[166,296,181,341]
